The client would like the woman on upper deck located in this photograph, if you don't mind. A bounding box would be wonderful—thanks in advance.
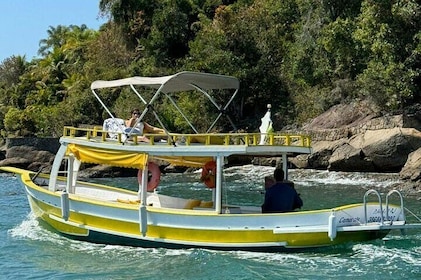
[125,109,165,142]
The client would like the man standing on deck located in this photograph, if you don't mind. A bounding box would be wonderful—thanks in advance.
[262,168,303,213]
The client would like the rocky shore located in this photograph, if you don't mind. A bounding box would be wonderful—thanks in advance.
[1,101,420,196]
[292,101,421,196]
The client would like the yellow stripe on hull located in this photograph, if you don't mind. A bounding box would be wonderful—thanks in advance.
[145,225,388,247]
[28,196,88,236]
[28,195,140,237]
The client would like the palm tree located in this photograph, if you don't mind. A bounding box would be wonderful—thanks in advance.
[38,25,73,56]
[0,55,27,85]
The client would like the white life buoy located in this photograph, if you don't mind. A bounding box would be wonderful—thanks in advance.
[138,162,161,191]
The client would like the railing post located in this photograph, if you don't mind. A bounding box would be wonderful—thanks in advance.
[385,190,405,222]
[224,135,230,145]
[363,189,384,225]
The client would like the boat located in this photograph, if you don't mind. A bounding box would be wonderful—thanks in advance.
[2,71,420,252]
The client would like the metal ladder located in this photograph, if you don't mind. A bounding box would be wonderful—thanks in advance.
[363,189,405,225]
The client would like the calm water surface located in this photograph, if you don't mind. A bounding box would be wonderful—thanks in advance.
[1,165,420,279]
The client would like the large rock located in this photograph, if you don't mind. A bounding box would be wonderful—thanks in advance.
[298,100,421,173]
[358,128,421,171]
[303,100,379,131]
[328,142,375,172]
[305,140,346,169]
[303,101,421,141]
[326,128,421,172]
[400,148,421,181]
[0,138,60,172]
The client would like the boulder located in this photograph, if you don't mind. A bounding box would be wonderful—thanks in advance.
[304,140,346,169]
[300,99,421,172]
[358,128,421,171]
[6,146,55,163]
[400,148,421,181]
[306,127,421,172]
[303,100,379,131]
[328,143,375,172]
[289,154,309,169]
[0,145,57,172]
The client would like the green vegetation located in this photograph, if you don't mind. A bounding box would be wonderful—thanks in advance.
[0,0,420,138]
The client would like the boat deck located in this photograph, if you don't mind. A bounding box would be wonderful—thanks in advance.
[35,177,262,214]
[62,126,312,149]
[59,126,313,160]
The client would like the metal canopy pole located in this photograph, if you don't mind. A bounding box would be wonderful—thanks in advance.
[189,84,238,132]
[126,84,172,142]
[215,156,223,214]
[91,89,116,119]
[139,166,148,236]
[282,153,288,180]
[164,93,199,133]
[49,144,68,192]
[207,88,239,132]
[66,154,75,193]
[130,84,148,105]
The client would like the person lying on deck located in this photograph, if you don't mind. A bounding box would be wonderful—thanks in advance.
[125,108,165,143]
[261,168,303,213]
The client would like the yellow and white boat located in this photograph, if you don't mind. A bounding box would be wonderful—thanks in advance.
[2,71,420,251]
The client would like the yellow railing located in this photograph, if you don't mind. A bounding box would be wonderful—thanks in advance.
[62,126,311,148]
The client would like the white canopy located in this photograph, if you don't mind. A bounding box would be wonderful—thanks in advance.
[91,71,240,134]
[90,71,239,93]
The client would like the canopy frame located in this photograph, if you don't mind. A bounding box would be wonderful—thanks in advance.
[91,71,240,139]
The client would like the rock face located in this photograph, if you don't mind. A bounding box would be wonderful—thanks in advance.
[309,128,421,172]
[303,109,421,172]
[294,101,421,194]
[400,149,421,181]
[0,137,60,173]
[299,102,421,169]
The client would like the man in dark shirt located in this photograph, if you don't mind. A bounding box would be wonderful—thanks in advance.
[261,168,303,213]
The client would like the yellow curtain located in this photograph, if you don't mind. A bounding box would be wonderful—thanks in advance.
[66,144,213,169]
[67,144,148,169]
[152,156,214,168]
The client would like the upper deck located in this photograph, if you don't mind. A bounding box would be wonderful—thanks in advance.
[61,126,312,158]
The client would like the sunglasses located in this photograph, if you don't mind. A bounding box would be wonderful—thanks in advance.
[133,112,140,115]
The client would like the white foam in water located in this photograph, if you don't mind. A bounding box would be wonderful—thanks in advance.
[352,243,421,267]
[9,213,49,241]
[296,169,400,188]
[226,249,356,277]
[222,165,400,189]
[225,165,273,177]
[224,242,420,279]
[8,212,194,259]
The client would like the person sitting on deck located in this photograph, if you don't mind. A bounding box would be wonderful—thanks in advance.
[261,168,303,213]
[125,108,165,143]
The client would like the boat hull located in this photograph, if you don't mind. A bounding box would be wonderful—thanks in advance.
[20,175,399,251]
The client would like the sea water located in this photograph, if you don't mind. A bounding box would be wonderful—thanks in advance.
[1,166,420,279]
